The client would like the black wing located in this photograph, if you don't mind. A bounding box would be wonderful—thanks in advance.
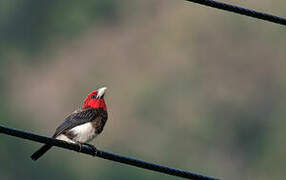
[52,108,98,138]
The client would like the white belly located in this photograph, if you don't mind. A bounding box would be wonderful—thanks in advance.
[56,122,96,143]
[70,122,96,143]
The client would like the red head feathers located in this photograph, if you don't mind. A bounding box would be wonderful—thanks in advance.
[82,87,107,111]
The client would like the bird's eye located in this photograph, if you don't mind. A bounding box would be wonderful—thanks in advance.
[91,94,97,99]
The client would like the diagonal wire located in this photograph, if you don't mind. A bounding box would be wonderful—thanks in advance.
[0,125,220,180]
[184,0,286,26]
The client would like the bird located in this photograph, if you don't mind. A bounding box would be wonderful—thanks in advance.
[31,87,108,161]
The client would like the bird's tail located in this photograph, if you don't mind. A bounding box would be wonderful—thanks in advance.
[31,144,52,161]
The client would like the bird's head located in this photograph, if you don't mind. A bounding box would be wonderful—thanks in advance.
[82,87,107,110]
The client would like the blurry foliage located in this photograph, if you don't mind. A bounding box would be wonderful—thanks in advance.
[0,0,119,58]
[0,0,286,180]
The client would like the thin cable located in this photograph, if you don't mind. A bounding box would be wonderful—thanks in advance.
[0,125,220,180]
[184,0,286,26]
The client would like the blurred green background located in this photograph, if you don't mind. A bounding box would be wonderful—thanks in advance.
[0,0,286,179]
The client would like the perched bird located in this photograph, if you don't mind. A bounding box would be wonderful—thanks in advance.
[31,87,108,161]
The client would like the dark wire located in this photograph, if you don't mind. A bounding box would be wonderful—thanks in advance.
[0,125,220,180]
[184,0,286,26]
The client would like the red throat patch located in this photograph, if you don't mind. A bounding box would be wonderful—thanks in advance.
[82,98,107,111]
[82,91,107,111]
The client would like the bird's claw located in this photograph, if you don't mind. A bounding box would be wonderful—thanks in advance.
[76,142,97,156]
[82,143,97,156]
[76,142,83,152]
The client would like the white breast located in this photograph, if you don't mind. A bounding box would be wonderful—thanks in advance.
[69,122,96,143]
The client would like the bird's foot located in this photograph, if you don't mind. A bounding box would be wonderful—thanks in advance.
[76,142,83,152]
[82,143,97,156]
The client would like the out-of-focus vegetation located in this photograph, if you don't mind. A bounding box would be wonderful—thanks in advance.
[0,0,286,179]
